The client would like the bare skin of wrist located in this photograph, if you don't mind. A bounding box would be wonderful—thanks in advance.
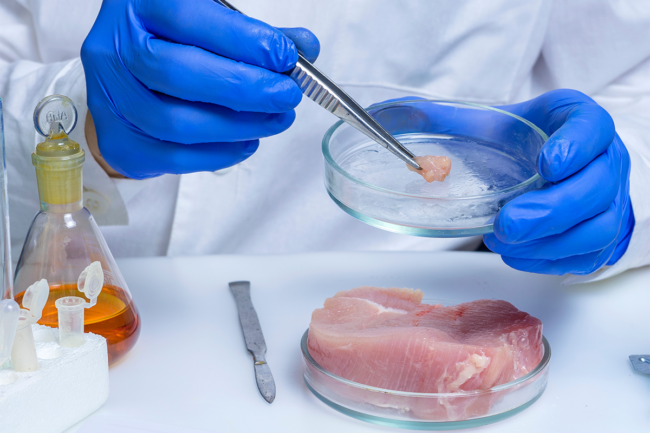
[85,112,127,179]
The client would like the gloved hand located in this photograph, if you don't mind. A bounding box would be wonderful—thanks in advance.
[81,0,320,179]
[483,89,634,275]
[371,90,634,275]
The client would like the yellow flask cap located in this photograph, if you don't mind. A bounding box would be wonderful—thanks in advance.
[31,95,85,206]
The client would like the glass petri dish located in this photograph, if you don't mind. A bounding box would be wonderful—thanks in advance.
[301,329,550,430]
[322,100,549,237]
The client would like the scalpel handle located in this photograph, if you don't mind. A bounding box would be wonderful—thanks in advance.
[229,281,267,358]
[229,281,276,404]
[630,355,650,375]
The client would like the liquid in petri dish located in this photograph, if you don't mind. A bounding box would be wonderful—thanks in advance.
[15,283,140,365]
[342,133,535,197]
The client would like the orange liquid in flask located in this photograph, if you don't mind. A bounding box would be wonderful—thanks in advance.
[15,283,140,365]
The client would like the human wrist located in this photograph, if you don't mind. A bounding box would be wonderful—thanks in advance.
[85,112,126,179]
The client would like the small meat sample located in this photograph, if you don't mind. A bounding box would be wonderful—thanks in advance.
[307,287,543,421]
[407,155,452,182]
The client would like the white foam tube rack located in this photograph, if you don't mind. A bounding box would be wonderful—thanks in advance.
[0,325,109,433]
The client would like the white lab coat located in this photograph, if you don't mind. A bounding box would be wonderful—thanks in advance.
[0,0,649,282]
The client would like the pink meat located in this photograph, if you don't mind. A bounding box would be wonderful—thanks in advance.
[407,155,452,182]
[307,287,543,421]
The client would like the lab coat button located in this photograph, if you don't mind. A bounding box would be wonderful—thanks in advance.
[83,189,109,216]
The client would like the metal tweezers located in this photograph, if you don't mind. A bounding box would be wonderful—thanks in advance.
[214,0,422,170]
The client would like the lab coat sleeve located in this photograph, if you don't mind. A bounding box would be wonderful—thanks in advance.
[0,1,128,229]
[564,57,650,283]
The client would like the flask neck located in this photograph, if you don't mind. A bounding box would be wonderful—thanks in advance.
[32,130,85,208]
[40,200,83,213]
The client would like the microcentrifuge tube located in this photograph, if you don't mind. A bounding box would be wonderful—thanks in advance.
[56,262,104,348]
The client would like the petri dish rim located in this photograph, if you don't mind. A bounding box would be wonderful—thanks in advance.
[301,329,551,398]
[304,379,545,430]
[322,100,549,201]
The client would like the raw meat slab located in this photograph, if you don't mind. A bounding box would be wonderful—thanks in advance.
[307,287,543,420]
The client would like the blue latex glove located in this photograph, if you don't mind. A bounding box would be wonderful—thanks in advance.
[81,0,320,179]
[482,90,634,275]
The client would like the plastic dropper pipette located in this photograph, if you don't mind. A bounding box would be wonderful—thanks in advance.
[0,98,14,300]
[12,279,49,372]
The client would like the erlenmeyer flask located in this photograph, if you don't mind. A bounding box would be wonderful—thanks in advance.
[13,95,140,365]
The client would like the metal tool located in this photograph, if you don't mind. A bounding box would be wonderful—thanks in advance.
[229,281,276,403]
[214,0,422,170]
[629,355,650,375]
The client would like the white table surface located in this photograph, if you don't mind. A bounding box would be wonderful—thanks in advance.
[65,251,650,432]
